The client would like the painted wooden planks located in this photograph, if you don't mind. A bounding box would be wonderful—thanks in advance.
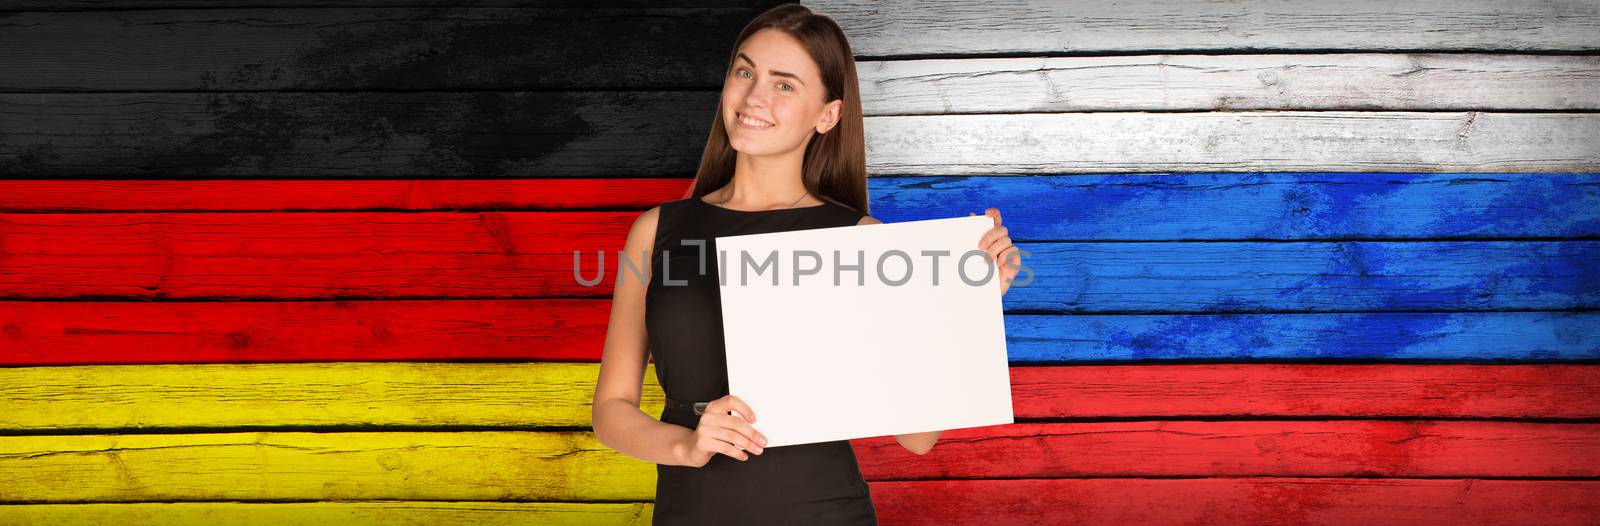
[4,480,1599,526]
[867,478,1600,526]
[0,431,656,502]
[5,173,1597,241]
[857,54,1600,114]
[869,173,1600,241]
[0,92,718,178]
[0,7,766,92]
[6,96,1599,177]
[862,111,1600,175]
[851,421,1600,479]
[2,424,1595,503]
[5,363,1597,431]
[0,299,616,365]
[2,213,1593,307]
[810,0,1600,56]
[0,502,656,526]
[6,302,1596,364]
[0,179,691,213]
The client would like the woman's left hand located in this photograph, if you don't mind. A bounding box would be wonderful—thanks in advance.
[972,207,1019,295]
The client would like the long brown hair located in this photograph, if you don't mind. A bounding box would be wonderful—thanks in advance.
[683,3,869,214]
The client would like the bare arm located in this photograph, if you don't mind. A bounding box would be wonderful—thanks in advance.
[858,213,945,455]
[591,206,696,466]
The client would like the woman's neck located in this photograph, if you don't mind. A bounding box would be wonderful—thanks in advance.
[717,150,814,208]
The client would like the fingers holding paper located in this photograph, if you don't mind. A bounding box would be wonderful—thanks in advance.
[682,394,769,466]
[972,207,1021,295]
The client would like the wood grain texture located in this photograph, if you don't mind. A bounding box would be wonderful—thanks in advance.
[862,112,1600,175]
[810,0,1600,56]
[4,0,779,10]
[0,431,656,502]
[0,7,764,91]
[2,425,1596,504]
[3,213,1594,309]
[0,92,716,178]
[0,178,692,212]
[4,481,1600,526]
[7,96,1598,177]
[870,173,1600,241]
[0,502,655,526]
[858,54,1600,114]
[0,299,616,365]
[5,301,1595,364]
[852,421,1600,479]
[5,363,1595,431]
[868,478,1600,526]
[5,172,1597,240]
[0,361,664,430]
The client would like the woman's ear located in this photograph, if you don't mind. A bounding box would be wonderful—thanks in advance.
[816,99,842,134]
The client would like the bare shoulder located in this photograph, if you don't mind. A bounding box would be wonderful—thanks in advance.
[856,214,882,226]
[626,205,662,248]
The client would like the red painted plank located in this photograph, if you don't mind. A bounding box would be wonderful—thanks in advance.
[853,421,1600,480]
[0,299,609,364]
[0,179,690,212]
[868,478,1600,526]
[0,212,633,299]
[1007,364,1600,419]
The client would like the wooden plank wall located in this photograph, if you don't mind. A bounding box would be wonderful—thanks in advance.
[1,0,1598,524]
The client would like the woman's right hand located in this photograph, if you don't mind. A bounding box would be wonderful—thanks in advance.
[678,395,768,467]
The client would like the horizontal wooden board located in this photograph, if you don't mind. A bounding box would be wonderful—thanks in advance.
[0,361,664,430]
[1006,240,1598,312]
[852,421,1600,480]
[4,300,1596,364]
[0,179,691,212]
[812,0,1600,55]
[0,299,617,365]
[0,431,656,502]
[4,480,1599,526]
[5,363,1596,431]
[871,173,1600,240]
[1004,311,1600,362]
[0,501,655,526]
[2,426,1597,504]
[863,112,1600,175]
[0,8,762,92]
[5,173,1597,241]
[867,478,1600,526]
[2,213,1594,309]
[0,92,716,178]
[859,54,1600,114]
[6,93,1599,177]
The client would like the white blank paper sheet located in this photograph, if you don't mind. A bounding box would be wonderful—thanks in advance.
[715,215,1013,448]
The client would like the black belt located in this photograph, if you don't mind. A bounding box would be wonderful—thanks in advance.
[664,397,710,416]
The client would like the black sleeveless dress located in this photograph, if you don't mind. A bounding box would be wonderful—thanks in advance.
[645,196,879,526]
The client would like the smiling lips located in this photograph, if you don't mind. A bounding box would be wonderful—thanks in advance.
[737,112,774,129]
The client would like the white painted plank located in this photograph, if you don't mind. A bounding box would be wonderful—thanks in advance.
[859,54,1600,114]
[862,112,1600,175]
[807,0,1600,55]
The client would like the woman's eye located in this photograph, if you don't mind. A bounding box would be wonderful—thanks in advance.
[736,68,751,79]
[779,83,793,92]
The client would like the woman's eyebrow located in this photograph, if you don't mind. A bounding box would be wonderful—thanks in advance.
[736,52,806,86]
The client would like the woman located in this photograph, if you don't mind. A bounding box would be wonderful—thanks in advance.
[591,4,1020,524]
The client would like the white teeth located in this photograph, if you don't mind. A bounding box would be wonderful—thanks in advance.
[739,114,773,127]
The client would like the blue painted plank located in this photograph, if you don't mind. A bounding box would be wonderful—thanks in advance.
[868,173,1600,240]
[1003,311,1600,362]
[999,240,1598,312]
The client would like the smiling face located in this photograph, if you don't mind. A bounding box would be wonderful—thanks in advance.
[721,28,842,157]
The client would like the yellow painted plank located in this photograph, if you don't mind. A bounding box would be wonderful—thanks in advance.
[0,502,653,526]
[1,362,663,430]
[0,431,655,502]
